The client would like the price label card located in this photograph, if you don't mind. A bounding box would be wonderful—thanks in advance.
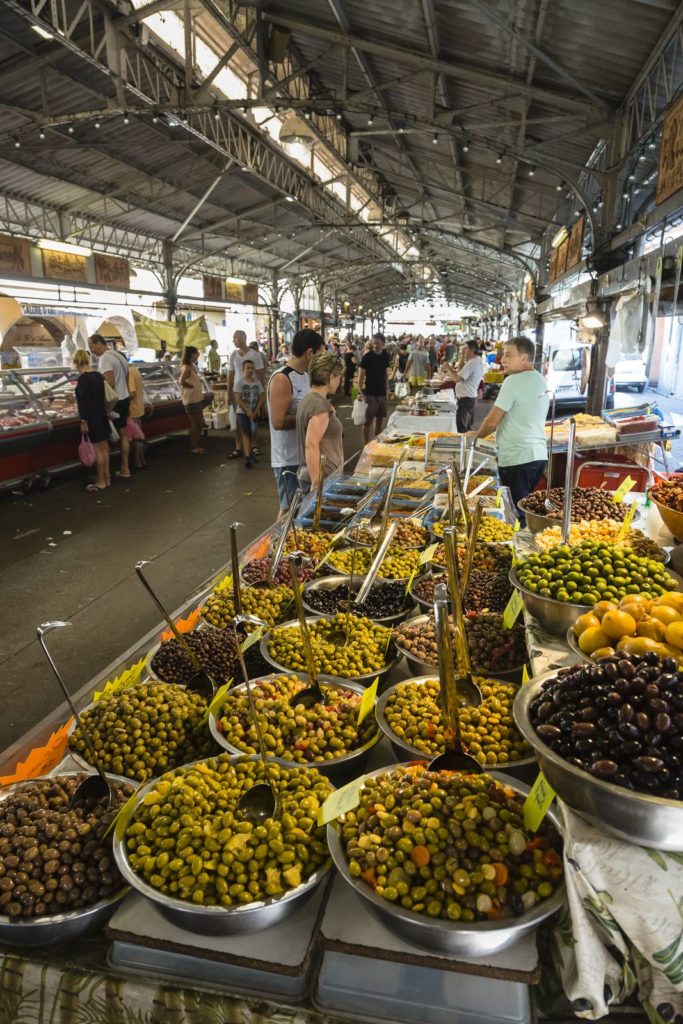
[419,542,439,565]
[513,518,521,533]
[612,476,636,503]
[523,771,557,832]
[357,677,378,725]
[318,776,364,826]
[241,624,266,653]
[496,488,502,508]
[503,589,524,629]
[521,664,531,685]
[202,680,233,724]
[617,501,638,541]
[404,563,419,596]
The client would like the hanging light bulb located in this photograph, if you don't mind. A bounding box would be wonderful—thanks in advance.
[367,113,374,126]
[527,165,535,177]
[94,119,101,129]
[38,129,46,140]
[496,153,503,164]
[432,132,438,145]
[68,125,74,134]
[123,113,130,125]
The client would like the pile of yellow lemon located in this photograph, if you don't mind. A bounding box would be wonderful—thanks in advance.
[572,591,683,663]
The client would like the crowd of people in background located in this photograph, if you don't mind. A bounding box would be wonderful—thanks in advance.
[74,326,497,506]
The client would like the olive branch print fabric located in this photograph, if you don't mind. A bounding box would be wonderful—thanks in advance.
[553,807,683,1021]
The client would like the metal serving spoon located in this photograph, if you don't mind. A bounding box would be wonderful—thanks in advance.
[544,391,562,514]
[428,586,483,775]
[441,528,482,707]
[37,622,117,810]
[231,615,279,824]
[460,498,484,596]
[354,520,398,607]
[266,491,302,584]
[287,554,327,709]
[312,454,327,530]
[135,560,215,699]
[229,522,243,615]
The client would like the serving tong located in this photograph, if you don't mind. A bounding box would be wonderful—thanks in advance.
[561,418,577,544]
[544,392,562,514]
[287,554,328,709]
[440,527,482,708]
[37,621,118,811]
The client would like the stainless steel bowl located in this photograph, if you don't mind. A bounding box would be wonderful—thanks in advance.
[261,615,403,685]
[302,574,414,627]
[565,626,594,664]
[112,755,332,935]
[514,671,683,850]
[145,622,233,685]
[345,521,429,552]
[509,566,591,636]
[408,571,447,613]
[327,764,565,955]
[208,673,381,784]
[375,678,536,770]
[0,772,132,947]
[519,497,643,535]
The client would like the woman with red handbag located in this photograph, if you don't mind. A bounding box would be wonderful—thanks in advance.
[73,349,111,491]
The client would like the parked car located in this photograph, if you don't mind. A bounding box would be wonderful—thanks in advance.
[545,345,615,409]
[614,356,648,393]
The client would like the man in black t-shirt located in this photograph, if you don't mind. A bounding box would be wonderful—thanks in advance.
[358,333,391,444]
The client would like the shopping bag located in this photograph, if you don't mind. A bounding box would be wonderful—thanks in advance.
[352,395,367,426]
[109,420,119,442]
[126,417,145,441]
[103,379,118,413]
[228,405,237,431]
[78,434,96,467]
[395,380,409,399]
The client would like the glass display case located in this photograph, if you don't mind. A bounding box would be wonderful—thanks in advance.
[134,362,182,407]
[0,372,48,435]
[13,368,80,425]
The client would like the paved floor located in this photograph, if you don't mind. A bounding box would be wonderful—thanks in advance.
[0,405,365,753]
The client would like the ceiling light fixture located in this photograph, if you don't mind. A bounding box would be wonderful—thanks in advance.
[527,165,535,177]
[67,125,74,134]
[555,182,563,191]
[285,195,295,202]
[152,113,159,123]
[38,239,92,257]
[38,129,46,140]
[279,113,315,150]
[335,111,342,121]
[551,226,568,248]
[123,114,130,125]
[367,113,374,126]
[496,153,503,164]
[214,107,220,120]
[581,299,605,330]
[432,133,438,145]
[462,139,470,152]
[94,119,101,129]
[31,24,53,39]
[13,139,20,148]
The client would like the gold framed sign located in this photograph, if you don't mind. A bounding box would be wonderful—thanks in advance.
[203,275,224,301]
[566,215,585,270]
[657,95,683,205]
[94,253,130,289]
[0,235,31,276]
[41,248,87,283]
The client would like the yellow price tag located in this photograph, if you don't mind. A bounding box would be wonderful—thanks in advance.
[419,542,439,565]
[612,476,636,503]
[404,563,419,596]
[617,501,638,541]
[523,771,556,832]
[93,657,146,704]
[521,664,530,685]
[318,776,364,826]
[357,678,378,725]
[496,488,502,508]
[241,624,266,653]
[202,679,233,724]
[513,518,520,533]
[503,589,524,629]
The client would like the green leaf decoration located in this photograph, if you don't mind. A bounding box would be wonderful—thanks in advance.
[644,848,668,871]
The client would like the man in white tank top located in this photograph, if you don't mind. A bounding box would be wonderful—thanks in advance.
[268,328,324,517]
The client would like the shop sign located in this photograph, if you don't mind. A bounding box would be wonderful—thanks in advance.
[41,248,87,283]
[566,216,584,271]
[555,238,568,278]
[548,246,559,283]
[657,94,683,205]
[94,253,130,289]
[203,274,224,301]
[225,280,259,304]
[0,234,31,276]
[21,304,100,318]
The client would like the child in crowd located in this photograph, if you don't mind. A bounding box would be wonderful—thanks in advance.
[235,359,265,468]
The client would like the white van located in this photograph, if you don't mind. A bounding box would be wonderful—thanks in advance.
[544,344,615,409]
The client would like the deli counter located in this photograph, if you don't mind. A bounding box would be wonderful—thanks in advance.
[0,363,212,491]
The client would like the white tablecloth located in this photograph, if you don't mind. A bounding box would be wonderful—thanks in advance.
[386,411,459,434]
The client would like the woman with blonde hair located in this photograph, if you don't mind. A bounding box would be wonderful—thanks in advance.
[73,348,110,491]
[296,351,344,491]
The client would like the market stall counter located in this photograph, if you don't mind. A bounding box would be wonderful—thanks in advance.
[0,364,213,492]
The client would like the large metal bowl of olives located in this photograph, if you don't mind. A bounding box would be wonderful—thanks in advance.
[509,567,590,636]
[327,764,565,955]
[261,614,403,685]
[208,673,380,784]
[112,754,333,935]
[375,677,536,773]
[0,772,133,947]
[514,667,683,850]
[302,574,414,627]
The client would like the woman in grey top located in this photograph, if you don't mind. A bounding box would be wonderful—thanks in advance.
[296,352,344,491]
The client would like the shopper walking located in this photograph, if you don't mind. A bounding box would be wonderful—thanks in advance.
[207,339,221,375]
[88,334,131,479]
[179,345,206,454]
[405,340,431,391]
[74,349,110,492]
[127,361,147,469]
[358,332,391,445]
[236,358,265,468]
[468,336,549,522]
[267,328,324,516]
[443,340,484,433]
[343,341,357,397]
[296,352,344,493]
[227,330,255,459]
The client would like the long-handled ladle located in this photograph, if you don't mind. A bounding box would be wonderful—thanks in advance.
[287,554,327,709]
[441,528,482,707]
[231,615,279,824]
[37,621,117,810]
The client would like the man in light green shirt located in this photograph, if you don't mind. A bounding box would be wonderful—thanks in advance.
[207,339,221,374]
[469,336,549,523]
